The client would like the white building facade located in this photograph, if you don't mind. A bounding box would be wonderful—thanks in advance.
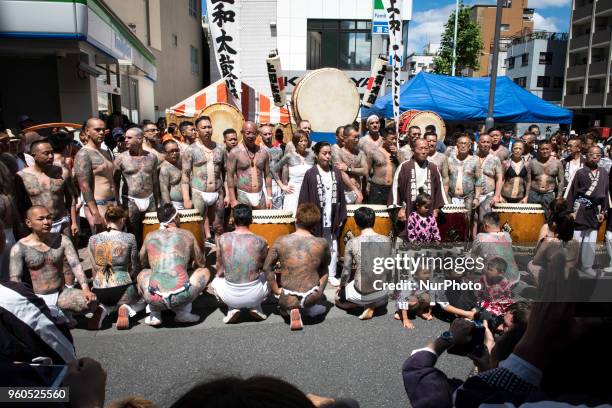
[208,0,413,99]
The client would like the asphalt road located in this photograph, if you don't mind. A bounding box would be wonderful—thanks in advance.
[73,288,473,408]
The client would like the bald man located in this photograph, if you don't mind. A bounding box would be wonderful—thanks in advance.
[114,127,160,245]
[74,118,118,233]
[227,121,273,209]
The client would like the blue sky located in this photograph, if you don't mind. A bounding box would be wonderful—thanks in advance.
[202,0,572,53]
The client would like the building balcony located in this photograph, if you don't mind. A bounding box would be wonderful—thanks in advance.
[589,61,608,76]
[586,93,605,106]
[564,93,584,106]
[596,0,612,15]
[592,29,612,45]
[573,3,593,21]
[570,33,590,50]
[567,64,587,78]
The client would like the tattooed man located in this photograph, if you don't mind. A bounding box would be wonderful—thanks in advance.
[211,205,269,323]
[263,203,330,331]
[227,121,273,209]
[142,122,165,164]
[260,124,284,209]
[475,134,503,225]
[425,132,449,194]
[333,124,367,204]
[526,140,565,220]
[10,206,99,326]
[358,115,383,151]
[137,204,211,326]
[114,127,159,246]
[489,128,510,164]
[74,118,117,233]
[159,140,184,210]
[182,116,226,244]
[367,129,400,205]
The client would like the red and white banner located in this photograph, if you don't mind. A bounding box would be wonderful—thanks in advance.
[266,52,286,107]
[207,0,241,107]
[361,56,388,108]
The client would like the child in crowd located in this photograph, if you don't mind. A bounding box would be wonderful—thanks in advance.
[394,267,433,329]
[477,257,514,318]
[406,189,441,244]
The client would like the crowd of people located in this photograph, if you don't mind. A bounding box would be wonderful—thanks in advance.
[1,112,611,406]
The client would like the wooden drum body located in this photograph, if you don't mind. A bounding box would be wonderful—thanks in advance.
[438,204,469,242]
[492,203,544,244]
[399,110,447,142]
[249,210,296,247]
[143,209,204,248]
[291,68,360,132]
[339,205,392,258]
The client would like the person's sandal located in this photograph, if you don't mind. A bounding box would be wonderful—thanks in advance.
[358,307,375,320]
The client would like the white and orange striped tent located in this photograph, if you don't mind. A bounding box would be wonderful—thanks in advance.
[166,78,291,124]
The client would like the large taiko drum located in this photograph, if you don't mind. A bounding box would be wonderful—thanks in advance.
[200,103,244,145]
[399,110,447,142]
[339,205,392,259]
[142,209,204,248]
[493,203,545,244]
[249,210,296,247]
[291,68,360,132]
[438,204,469,242]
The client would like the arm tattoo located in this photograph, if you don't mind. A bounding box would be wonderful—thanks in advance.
[192,235,205,268]
[9,244,24,282]
[226,151,237,189]
[159,165,171,204]
[74,151,95,204]
[62,235,87,286]
[263,243,279,286]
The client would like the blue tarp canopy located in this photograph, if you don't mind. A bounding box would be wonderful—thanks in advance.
[362,72,573,124]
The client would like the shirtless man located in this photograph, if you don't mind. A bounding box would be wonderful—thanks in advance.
[367,129,400,205]
[260,124,284,209]
[142,122,165,164]
[263,203,330,330]
[159,140,184,210]
[227,121,273,209]
[489,127,510,164]
[182,116,226,244]
[399,126,422,161]
[210,204,269,323]
[526,140,565,219]
[561,136,583,189]
[331,125,345,163]
[425,132,449,194]
[333,125,367,204]
[114,127,159,246]
[447,135,482,211]
[10,206,98,325]
[222,128,239,154]
[521,132,537,161]
[179,121,196,148]
[17,140,78,237]
[359,115,383,151]
[137,204,210,326]
[74,118,117,233]
[475,135,503,230]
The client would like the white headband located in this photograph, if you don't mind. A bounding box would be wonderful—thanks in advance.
[159,209,178,229]
[367,115,379,125]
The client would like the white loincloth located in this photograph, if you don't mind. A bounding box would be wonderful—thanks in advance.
[282,285,320,308]
[238,189,264,207]
[126,194,153,212]
[210,274,269,309]
[193,188,219,206]
[344,281,388,307]
[171,201,185,210]
[50,216,70,234]
[37,291,63,320]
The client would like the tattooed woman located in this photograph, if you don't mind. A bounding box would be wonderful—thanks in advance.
[10,206,98,326]
[137,203,211,326]
[88,205,144,330]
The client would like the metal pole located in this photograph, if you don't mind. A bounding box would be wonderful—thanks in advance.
[451,0,459,76]
[485,0,504,130]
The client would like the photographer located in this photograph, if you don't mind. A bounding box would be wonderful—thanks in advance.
[402,307,528,408]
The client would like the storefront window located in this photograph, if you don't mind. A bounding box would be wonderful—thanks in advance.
[307,19,372,70]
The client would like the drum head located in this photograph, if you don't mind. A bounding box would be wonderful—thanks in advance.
[200,103,245,144]
[293,69,360,132]
[406,111,446,142]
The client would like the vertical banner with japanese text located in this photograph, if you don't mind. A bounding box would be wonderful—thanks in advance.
[266,52,286,107]
[361,56,388,108]
[382,0,403,135]
[207,0,241,108]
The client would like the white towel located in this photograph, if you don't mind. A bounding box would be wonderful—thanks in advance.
[211,274,269,309]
